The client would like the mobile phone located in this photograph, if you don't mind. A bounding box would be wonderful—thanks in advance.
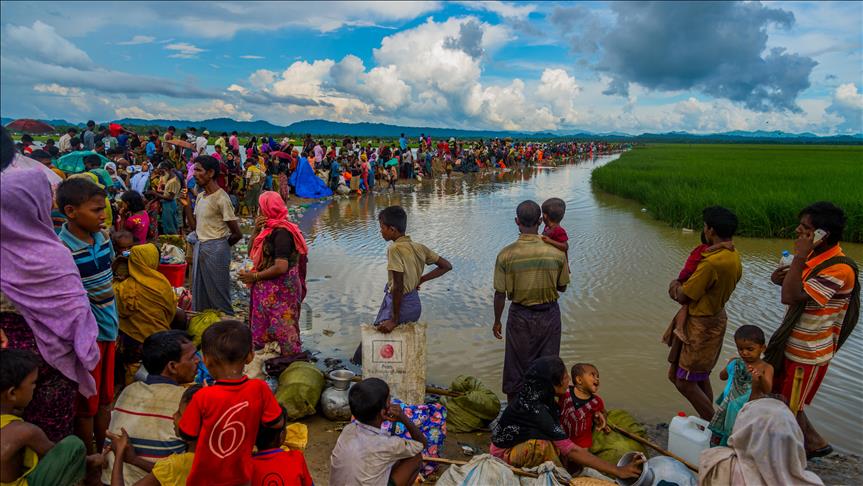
[813,229,827,245]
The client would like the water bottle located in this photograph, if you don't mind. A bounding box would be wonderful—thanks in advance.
[779,250,794,268]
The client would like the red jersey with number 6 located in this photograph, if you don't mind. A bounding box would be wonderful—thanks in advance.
[179,377,284,486]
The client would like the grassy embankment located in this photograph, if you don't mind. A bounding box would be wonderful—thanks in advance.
[591,144,863,242]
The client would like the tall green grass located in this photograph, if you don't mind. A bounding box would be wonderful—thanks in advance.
[591,144,863,242]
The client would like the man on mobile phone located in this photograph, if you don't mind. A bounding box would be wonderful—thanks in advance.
[766,202,859,460]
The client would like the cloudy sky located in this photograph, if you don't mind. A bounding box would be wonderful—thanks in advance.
[1,1,861,134]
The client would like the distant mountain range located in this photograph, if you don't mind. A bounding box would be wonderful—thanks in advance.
[3,116,861,143]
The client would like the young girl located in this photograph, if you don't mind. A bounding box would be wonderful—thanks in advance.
[709,325,773,446]
[120,190,150,244]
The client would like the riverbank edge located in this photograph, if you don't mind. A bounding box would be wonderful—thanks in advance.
[299,414,861,485]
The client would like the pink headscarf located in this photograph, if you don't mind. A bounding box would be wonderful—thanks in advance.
[250,191,308,270]
[0,169,99,395]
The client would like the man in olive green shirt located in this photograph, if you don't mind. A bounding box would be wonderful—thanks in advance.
[493,200,570,400]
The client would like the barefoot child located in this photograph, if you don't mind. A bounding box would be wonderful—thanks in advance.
[558,363,608,449]
[1,349,98,486]
[57,177,119,455]
[329,378,427,486]
[541,198,569,256]
[353,206,452,363]
[709,325,773,446]
[177,321,285,486]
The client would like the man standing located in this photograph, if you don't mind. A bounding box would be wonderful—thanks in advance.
[665,206,742,420]
[493,200,569,401]
[766,202,858,458]
[195,130,209,156]
[83,120,96,151]
[58,127,77,153]
[182,155,242,315]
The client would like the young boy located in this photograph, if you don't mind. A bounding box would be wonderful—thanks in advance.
[329,378,427,486]
[709,325,773,446]
[540,198,569,255]
[56,177,119,455]
[558,363,608,449]
[177,320,285,486]
[0,349,98,486]
[107,384,202,486]
[250,417,314,486]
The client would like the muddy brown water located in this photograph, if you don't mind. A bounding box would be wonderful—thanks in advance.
[291,154,862,453]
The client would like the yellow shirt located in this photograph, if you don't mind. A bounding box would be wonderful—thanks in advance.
[494,234,570,306]
[151,452,194,486]
[0,415,37,486]
[386,236,440,294]
[682,247,742,316]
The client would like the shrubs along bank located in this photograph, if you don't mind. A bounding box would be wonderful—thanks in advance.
[591,144,863,242]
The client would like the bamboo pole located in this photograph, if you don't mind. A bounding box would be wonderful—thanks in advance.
[349,375,463,398]
[422,456,539,478]
[608,423,698,472]
[789,366,805,413]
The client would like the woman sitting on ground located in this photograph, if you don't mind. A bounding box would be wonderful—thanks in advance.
[113,243,182,385]
[700,397,823,486]
[238,191,308,356]
[490,356,642,481]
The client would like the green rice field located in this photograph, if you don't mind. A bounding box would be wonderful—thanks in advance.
[591,144,863,242]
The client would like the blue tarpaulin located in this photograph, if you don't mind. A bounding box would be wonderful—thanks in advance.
[289,158,332,199]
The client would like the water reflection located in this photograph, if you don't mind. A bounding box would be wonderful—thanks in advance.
[297,155,863,452]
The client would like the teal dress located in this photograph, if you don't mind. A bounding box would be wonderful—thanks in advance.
[709,358,752,445]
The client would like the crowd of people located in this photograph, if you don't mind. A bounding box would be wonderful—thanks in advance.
[0,118,857,486]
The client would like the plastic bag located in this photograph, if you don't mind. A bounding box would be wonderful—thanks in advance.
[188,309,222,346]
[361,322,427,404]
[590,409,647,464]
[160,244,186,264]
[436,454,520,486]
[441,375,501,433]
[244,342,281,381]
[275,361,324,420]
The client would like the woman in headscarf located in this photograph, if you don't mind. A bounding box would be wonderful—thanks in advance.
[0,126,100,441]
[490,356,642,480]
[104,161,127,192]
[238,191,308,356]
[700,398,823,486]
[113,243,178,384]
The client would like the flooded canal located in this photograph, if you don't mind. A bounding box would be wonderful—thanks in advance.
[292,154,863,453]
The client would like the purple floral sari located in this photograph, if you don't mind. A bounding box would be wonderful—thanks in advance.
[249,265,304,356]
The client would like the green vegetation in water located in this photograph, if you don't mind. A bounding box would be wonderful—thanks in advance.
[591,144,863,242]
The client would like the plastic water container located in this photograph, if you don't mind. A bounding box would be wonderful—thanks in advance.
[668,412,711,467]
[779,250,794,268]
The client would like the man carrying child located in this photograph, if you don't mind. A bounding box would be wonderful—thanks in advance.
[664,206,742,420]
[493,200,570,401]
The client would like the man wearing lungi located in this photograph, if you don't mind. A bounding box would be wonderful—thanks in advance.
[665,206,742,420]
[493,200,570,401]
[766,202,858,459]
[182,155,242,315]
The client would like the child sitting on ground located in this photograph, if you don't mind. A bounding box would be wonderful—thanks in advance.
[56,177,119,455]
[558,363,609,449]
[329,378,427,486]
[177,321,285,486]
[111,230,135,282]
[0,349,102,486]
[541,198,569,256]
[709,325,773,446]
[107,384,202,486]
[251,416,314,486]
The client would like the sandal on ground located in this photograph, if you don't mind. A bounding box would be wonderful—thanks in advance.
[806,445,833,460]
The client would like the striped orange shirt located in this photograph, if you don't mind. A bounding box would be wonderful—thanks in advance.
[785,245,856,365]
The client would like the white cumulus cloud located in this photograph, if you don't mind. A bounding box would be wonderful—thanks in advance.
[117,35,156,45]
[164,42,206,59]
